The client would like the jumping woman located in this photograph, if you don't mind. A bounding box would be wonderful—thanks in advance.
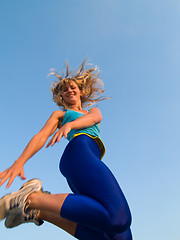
[0,59,132,240]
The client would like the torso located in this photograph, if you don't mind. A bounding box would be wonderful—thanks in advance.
[57,109,88,129]
[55,108,105,158]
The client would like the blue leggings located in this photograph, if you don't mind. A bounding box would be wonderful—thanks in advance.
[59,135,132,240]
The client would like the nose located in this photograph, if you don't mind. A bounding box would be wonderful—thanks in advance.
[66,87,73,93]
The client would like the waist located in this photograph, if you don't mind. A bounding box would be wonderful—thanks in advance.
[72,133,105,159]
[66,124,100,141]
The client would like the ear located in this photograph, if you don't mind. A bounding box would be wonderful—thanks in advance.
[79,89,83,97]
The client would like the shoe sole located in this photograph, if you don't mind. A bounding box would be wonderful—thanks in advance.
[0,179,42,221]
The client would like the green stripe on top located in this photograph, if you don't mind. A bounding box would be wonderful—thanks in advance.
[61,109,101,141]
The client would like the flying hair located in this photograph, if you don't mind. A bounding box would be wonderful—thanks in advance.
[49,58,107,109]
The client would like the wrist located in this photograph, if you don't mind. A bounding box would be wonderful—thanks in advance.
[69,121,75,130]
[15,158,25,166]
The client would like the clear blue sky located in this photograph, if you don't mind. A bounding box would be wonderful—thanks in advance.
[0,0,180,239]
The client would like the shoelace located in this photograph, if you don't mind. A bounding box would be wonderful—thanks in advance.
[9,189,51,226]
[9,190,51,210]
[9,196,21,209]
[24,210,37,221]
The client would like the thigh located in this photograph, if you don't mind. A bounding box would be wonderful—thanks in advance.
[75,225,132,240]
[75,224,110,240]
[60,135,130,215]
[109,228,133,240]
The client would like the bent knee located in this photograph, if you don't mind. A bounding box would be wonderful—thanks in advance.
[106,213,132,234]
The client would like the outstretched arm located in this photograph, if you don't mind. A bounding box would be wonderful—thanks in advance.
[0,110,64,188]
[46,107,102,147]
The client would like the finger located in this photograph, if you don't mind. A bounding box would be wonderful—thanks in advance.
[64,132,67,139]
[6,175,16,188]
[46,139,52,148]
[47,134,56,147]
[64,128,71,139]
[19,170,26,180]
[46,130,60,148]
[0,173,10,187]
[0,170,8,180]
[46,133,58,147]
[50,134,59,146]
[57,132,63,142]
[46,138,54,148]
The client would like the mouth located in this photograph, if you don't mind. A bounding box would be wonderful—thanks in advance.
[67,93,75,97]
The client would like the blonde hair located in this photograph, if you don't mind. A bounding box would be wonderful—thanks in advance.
[49,59,107,109]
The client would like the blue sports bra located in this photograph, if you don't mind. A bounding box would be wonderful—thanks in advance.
[61,109,105,158]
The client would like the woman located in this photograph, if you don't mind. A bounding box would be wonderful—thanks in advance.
[0,60,132,240]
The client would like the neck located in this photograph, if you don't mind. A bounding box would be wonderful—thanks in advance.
[66,104,83,111]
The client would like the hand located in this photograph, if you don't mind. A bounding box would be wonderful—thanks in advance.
[46,122,72,147]
[0,161,26,188]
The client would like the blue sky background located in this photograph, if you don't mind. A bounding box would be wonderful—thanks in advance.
[0,0,180,239]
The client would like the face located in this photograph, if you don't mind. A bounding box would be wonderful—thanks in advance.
[61,81,82,106]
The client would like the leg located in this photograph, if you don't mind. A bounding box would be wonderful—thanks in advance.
[26,192,77,236]
[109,228,133,240]
[27,135,132,238]
[74,225,132,240]
[39,210,77,236]
[40,209,111,240]
[27,191,68,216]
[27,192,131,240]
[60,135,132,235]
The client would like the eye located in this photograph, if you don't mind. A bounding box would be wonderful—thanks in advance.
[62,87,68,92]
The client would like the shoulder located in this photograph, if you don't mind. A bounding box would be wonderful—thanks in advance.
[48,110,66,123]
[89,107,102,114]
[89,107,102,122]
[47,110,66,129]
[38,110,65,136]
[51,110,65,119]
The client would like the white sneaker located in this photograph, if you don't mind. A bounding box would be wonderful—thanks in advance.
[5,190,51,229]
[5,207,44,228]
[0,179,42,222]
